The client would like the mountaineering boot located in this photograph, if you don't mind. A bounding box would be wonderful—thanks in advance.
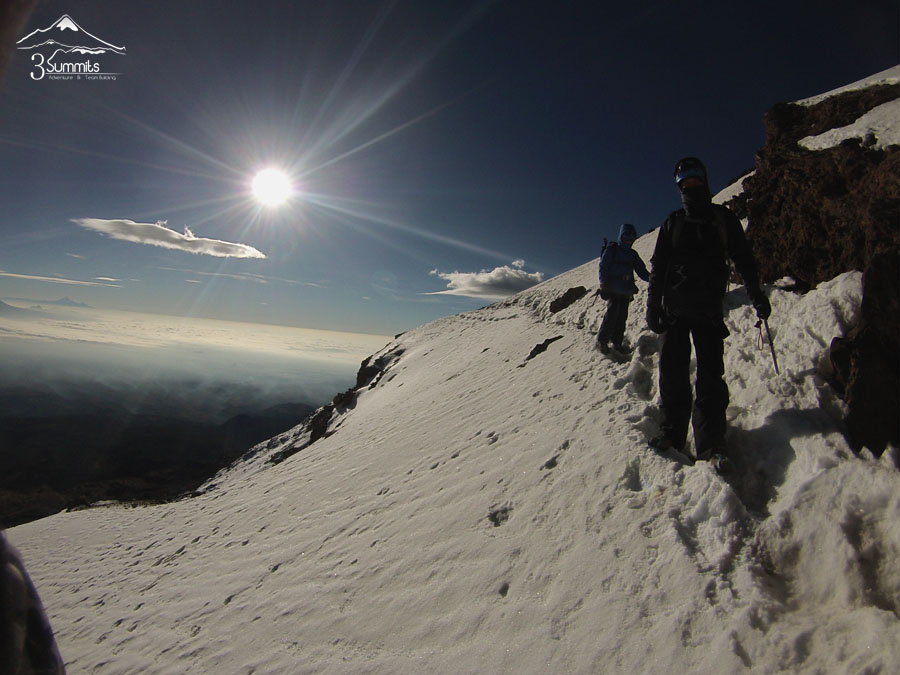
[613,341,632,355]
[710,454,732,475]
[696,445,732,475]
[648,435,683,453]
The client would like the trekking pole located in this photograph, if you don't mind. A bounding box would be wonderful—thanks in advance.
[756,318,780,374]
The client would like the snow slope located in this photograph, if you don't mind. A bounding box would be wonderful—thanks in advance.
[796,64,899,106]
[798,64,900,150]
[9,221,900,672]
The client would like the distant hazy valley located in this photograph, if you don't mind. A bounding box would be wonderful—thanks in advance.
[0,383,316,527]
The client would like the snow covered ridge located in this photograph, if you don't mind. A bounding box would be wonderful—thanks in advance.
[800,97,900,151]
[796,64,900,106]
[798,65,900,151]
[11,233,900,672]
[720,65,900,201]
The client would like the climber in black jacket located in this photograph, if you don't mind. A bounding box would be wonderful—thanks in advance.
[646,157,771,468]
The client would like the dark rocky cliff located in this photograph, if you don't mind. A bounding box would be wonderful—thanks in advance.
[726,77,899,455]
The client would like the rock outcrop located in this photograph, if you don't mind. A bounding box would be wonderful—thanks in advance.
[727,77,899,454]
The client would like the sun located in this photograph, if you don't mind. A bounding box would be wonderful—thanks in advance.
[251,168,293,207]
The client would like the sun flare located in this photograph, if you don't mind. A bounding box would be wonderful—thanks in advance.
[251,168,293,207]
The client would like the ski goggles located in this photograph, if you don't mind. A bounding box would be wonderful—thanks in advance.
[674,166,706,185]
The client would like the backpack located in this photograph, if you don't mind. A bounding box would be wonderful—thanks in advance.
[598,238,616,283]
[663,207,735,316]
[670,208,730,262]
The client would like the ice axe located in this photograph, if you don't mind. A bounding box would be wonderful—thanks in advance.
[756,318,780,374]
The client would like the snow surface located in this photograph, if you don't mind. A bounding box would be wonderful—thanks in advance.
[9,223,900,673]
[715,170,754,204]
[800,97,900,151]
[796,65,900,150]
[795,64,900,107]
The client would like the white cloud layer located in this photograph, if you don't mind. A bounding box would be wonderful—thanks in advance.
[0,270,121,287]
[73,218,267,259]
[428,261,544,300]
[0,305,390,423]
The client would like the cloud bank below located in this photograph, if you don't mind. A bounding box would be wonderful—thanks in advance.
[0,270,121,287]
[73,218,267,259]
[0,305,390,422]
[428,260,544,300]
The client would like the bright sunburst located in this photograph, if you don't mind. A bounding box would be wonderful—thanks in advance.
[251,168,293,207]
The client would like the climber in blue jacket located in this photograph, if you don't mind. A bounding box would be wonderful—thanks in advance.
[597,223,649,353]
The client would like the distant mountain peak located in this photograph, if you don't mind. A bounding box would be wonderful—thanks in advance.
[53,296,90,308]
[0,300,29,315]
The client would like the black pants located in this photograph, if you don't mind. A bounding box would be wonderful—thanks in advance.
[658,317,729,454]
[598,294,631,346]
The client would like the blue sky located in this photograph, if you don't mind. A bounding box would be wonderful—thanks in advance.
[0,0,896,336]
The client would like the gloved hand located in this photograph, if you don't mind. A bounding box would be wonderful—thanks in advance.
[751,290,771,320]
[646,304,668,333]
[599,284,611,300]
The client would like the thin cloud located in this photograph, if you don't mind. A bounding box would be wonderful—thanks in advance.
[155,266,322,288]
[73,218,267,259]
[0,270,121,287]
[194,270,268,283]
[428,260,544,300]
[156,267,269,284]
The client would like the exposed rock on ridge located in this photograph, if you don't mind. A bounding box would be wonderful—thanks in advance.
[728,76,899,454]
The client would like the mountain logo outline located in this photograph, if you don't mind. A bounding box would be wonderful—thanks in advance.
[16,14,126,81]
